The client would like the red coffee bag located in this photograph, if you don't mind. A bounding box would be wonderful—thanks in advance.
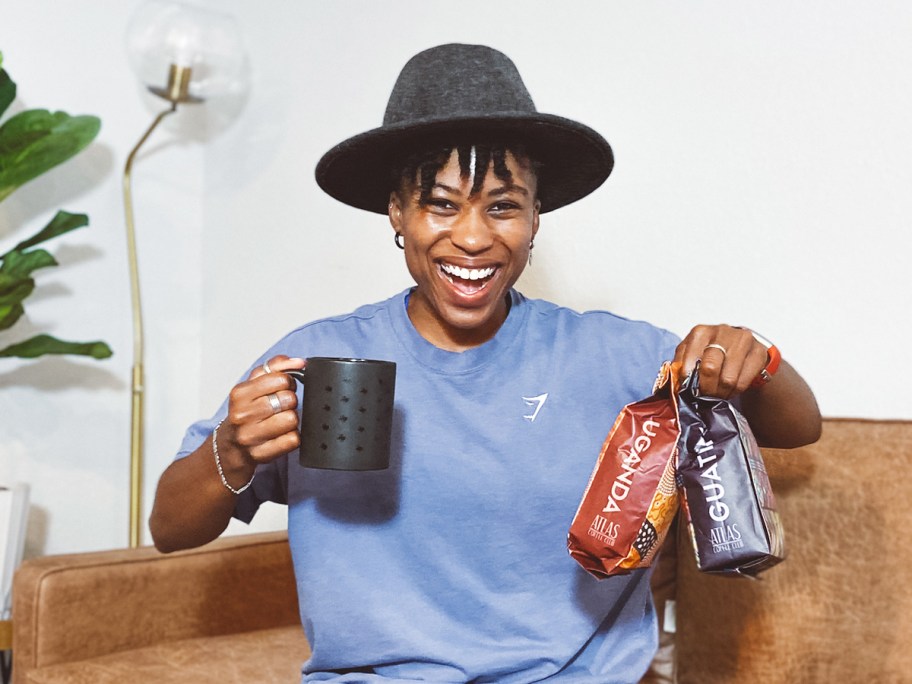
[568,363,681,578]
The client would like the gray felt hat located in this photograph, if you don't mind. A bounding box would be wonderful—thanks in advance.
[315,43,614,214]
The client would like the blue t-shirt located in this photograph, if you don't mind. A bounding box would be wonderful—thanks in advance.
[177,289,680,683]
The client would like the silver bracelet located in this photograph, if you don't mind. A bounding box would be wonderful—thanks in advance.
[212,419,255,495]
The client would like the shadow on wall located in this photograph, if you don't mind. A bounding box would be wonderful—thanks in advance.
[0,144,115,240]
[0,355,122,391]
[514,221,626,314]
[516,247,558,303]
[23,504,47,560]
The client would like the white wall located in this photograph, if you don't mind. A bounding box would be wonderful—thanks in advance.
[1,1,909,556]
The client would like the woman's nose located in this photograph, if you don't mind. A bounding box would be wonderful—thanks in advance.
[450,209,494,253]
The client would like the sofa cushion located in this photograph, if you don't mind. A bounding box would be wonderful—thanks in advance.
[22,625,310,684]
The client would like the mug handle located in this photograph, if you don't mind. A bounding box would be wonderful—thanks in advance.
[284,369,306,384]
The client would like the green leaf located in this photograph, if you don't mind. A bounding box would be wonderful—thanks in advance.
[0,333,113,359]
[0,271,19,291]
[0,275,34,306]
[0,248,57,278]
[0,302,24,330]
[0,67,15,120]
[3,210,87,256]
[0,110,101,202]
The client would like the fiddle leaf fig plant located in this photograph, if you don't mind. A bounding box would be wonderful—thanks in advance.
[0,51,112,360]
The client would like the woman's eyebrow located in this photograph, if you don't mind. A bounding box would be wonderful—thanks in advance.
[427,182,530,197]
[486,184,529,197]
[431,182,462,195]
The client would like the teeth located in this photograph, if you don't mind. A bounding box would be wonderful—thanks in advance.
[440,263,496,281]
[443,273,490,291]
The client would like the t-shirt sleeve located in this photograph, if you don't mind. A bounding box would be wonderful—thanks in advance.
[175,410,290,524]
[660,328,681,365]
[233,457,289,523]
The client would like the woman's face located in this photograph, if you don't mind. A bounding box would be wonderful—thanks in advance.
[389,148,540,351]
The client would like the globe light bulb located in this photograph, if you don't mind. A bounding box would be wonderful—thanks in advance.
[125,0,246,102]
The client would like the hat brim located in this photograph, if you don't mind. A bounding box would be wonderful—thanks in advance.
[315,113,614,214]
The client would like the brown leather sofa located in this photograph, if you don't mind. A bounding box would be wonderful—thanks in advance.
[11,418,912,683]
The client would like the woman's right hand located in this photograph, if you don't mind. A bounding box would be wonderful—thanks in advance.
[219,355,306,467]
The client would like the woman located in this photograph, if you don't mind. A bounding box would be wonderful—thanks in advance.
[150,44,820,683]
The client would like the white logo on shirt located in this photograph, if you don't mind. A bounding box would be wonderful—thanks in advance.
[522,393,549,422]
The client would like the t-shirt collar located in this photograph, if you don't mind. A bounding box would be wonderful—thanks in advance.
[390,287,527,374]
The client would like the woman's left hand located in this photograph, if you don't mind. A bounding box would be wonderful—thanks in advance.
[673,323,822,448]
[673,324,768,399]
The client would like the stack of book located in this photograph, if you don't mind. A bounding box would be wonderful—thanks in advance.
[1,483,29,622]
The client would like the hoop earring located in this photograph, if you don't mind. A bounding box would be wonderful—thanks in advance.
[394,232,405,250]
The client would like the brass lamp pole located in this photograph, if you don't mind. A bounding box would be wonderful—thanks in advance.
[124,64,202,548]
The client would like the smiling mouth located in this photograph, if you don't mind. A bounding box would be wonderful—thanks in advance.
[438,262,498,294]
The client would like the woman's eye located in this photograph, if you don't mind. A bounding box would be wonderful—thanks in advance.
[426,198,454,210]
[490,202,519,213]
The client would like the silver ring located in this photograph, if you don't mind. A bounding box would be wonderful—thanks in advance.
[262,360,273,374]
[704,343,728,356]
[267,393,282,414]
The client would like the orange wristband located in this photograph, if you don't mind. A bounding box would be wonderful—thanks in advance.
[750,341,781,388]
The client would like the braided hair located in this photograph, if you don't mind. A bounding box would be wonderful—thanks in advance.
[391,143,540,205]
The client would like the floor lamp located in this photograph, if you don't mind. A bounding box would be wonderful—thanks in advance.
[124,0,245,547]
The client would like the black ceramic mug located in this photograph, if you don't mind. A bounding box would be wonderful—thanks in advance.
[286,357,396,471]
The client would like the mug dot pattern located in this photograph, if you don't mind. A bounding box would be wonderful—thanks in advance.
[300,359,396,470]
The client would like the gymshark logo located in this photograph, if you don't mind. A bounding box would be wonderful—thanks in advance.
[522,393,549,422]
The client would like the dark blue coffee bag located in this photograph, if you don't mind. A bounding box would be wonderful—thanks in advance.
[677,368,786,578]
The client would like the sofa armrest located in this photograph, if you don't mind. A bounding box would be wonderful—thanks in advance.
[12,531,299,678]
